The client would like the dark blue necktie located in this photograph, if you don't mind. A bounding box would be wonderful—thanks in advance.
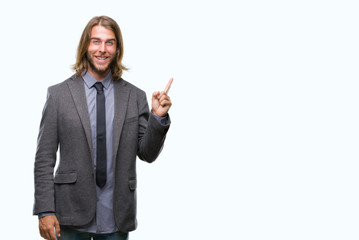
[94,82,106,188]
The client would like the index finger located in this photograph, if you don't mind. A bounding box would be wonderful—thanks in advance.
[164,78,173,94]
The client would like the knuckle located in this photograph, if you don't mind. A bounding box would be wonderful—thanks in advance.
[45,225,53,231]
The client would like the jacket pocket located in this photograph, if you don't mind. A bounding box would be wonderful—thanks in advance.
[128,179,137,191]
[54,172,77,184]
[124,116,138,124]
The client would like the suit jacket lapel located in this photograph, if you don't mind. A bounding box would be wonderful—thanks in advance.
[113,79,130,163]
[67,75,94,162]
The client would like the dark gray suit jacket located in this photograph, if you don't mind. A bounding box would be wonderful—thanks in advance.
[33,74,170,232]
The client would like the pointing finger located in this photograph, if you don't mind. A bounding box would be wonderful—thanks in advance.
[164,78,173,94]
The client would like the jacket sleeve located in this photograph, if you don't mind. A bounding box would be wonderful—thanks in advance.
[33,88,59,215]
[137,90,170,163]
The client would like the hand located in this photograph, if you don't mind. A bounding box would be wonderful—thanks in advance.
[39,215,61,240]
[152,78,173,117]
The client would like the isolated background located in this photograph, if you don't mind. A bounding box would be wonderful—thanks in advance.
[0,0,358,239]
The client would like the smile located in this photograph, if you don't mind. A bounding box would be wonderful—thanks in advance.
[96,56,109,60]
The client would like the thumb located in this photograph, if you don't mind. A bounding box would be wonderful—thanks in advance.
[55,220,61,237]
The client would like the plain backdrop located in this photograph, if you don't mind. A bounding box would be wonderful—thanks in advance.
[0,0,358,239]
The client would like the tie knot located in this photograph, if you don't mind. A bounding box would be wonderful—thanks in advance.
[94,82,104,93]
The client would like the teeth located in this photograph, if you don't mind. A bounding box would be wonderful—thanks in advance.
[96,57,107,60]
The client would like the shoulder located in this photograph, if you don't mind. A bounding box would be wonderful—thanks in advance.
[118,78,146,97]
[47,74,79,96]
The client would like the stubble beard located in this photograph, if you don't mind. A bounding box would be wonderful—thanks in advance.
[87,52,116,76]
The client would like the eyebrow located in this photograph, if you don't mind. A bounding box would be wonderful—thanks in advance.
[90,37,117,42]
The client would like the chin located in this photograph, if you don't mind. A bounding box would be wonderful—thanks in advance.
[96,67,109,72]
[90,63,110,75]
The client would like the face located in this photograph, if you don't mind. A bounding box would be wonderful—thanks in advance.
[87,25,117,79]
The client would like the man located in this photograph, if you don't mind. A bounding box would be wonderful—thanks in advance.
[33,16,172,240]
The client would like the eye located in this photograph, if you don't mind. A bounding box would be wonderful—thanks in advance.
[106,41,114,46]
[92,39,100,45]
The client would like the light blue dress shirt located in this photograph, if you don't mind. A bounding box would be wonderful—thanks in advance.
[77,71,116,233]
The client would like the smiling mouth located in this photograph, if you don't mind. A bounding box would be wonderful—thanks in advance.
[96,56,109,60]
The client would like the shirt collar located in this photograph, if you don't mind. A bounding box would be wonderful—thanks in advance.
[82,71,113,89]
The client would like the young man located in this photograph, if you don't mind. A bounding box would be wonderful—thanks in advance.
[33,16,172,240]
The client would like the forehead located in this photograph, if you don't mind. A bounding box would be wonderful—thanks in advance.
[90,25,116,40]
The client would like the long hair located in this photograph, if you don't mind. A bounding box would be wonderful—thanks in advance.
[73,16,128,80]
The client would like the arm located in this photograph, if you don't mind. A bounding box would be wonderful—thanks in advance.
[33,89,61,239]
[137,79,173,162]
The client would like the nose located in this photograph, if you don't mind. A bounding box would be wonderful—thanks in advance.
[99,42,106,53]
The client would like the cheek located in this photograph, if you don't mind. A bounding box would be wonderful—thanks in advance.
[108,47,117,56]
[87,45,97,54]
